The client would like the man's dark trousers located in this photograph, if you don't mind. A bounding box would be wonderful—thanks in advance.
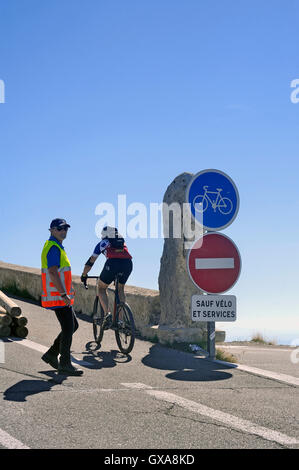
[48,306,79,366]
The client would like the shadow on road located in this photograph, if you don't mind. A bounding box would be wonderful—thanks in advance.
[3,372,67,402]
[78,341,132,369]
[142,344,234,382]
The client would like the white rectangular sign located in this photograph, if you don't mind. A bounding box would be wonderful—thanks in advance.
[191,295,236,322]
[195,258,234,269]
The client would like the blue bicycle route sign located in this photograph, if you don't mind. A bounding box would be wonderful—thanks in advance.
[186,169,239,231]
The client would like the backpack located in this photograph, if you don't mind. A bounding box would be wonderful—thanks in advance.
[107,236,125,250]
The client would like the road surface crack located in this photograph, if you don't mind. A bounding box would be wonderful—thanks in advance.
[165,407,290,449]
[129,399,290,449]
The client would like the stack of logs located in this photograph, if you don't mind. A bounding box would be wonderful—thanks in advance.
[0,290,28,338]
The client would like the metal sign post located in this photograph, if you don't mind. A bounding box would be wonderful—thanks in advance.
[206,221,215,360]
[186,169,241,361]
[207,320,216,360]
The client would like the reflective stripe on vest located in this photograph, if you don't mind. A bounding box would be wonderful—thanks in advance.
[41,240,75,308]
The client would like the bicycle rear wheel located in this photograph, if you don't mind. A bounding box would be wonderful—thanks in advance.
[193,195,208,213]
[115,303,135,355]
[92,296,105,344]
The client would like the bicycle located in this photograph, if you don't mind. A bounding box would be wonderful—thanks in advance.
[83,274,135,355]
[193,185,233,215]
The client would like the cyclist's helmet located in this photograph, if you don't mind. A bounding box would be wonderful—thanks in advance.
[101,226,118,239]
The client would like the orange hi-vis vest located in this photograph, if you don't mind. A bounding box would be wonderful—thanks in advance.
[41,240,75,309]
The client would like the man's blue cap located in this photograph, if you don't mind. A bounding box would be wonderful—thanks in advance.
[50,218,71,229]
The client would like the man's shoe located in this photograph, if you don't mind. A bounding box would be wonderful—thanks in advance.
[58,364,84,376]
[41,351,59,370]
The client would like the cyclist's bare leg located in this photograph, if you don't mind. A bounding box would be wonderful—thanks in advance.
[97,279,109,314]
[118,283,126,303]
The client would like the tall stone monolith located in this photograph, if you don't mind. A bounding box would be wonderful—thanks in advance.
[155,172,207,345]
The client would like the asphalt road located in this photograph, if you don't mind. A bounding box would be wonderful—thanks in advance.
[0,298,298,450]
[217,343,299,378]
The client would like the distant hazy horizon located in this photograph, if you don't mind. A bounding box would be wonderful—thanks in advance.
[221,325,299,346]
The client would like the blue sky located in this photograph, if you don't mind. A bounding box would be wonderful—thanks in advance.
[1,0,299,342]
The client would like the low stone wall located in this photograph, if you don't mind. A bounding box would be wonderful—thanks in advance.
[0,261,160,334]
[0,261,225,344]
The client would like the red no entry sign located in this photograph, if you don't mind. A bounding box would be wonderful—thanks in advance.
[187,232,241,294]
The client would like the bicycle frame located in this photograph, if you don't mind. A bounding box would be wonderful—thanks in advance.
[85,273,135,354]
[86,275,121,322]
[113,275,120,322]
[192,185,232,214]
[202,187,224,207]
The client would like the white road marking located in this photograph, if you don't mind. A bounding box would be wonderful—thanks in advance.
[219,345,294,352]
[7,337,299,386]
[10,338,47,353]
[122,383,299,446]
[4,334,299,447]
[195,258,234,269]
[121,383,153,390]
[7,337,91,367]
[214,360,299,387]
[0,428,30,449]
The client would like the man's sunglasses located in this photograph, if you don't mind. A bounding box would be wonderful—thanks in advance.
[55,226,69,231]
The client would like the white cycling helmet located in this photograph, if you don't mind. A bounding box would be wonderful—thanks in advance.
[101,226,118,238]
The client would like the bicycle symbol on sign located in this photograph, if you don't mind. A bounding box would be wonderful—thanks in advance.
[193,186,233,215]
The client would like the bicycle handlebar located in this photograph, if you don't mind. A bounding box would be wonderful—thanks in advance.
[82,275,99,290]
[82,274,120,289]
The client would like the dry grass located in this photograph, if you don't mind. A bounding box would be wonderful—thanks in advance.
[250,332,277,346]
[215,348,237,363]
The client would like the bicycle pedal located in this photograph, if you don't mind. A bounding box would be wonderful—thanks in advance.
[103,314,113,329]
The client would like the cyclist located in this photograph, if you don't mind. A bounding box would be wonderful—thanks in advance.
[81,226,133,326]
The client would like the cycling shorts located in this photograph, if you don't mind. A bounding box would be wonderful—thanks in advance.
[99,258,133,285]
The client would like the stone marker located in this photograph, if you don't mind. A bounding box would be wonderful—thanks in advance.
[152,172,207,345]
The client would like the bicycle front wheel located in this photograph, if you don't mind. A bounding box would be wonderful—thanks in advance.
[218,197,233,215]
[92,296,105,344]
[115,303,135,355]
